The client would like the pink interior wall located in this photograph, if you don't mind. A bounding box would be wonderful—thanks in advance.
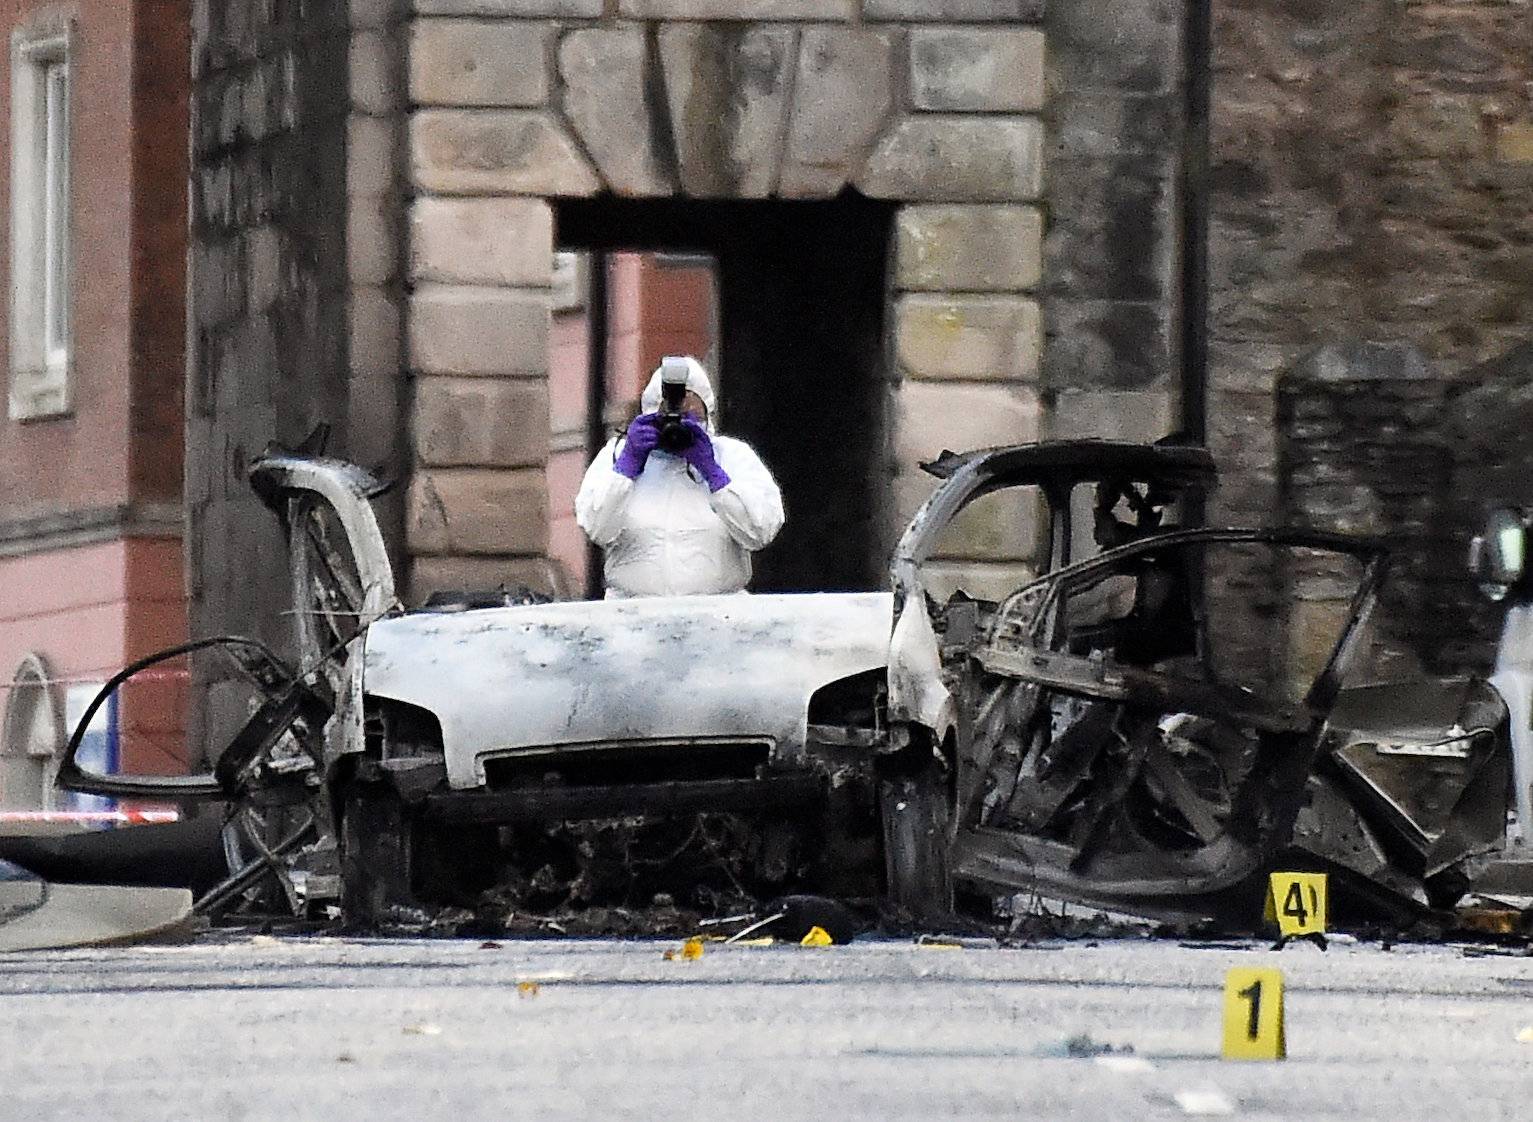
[547,303,592,599]
[545,254,717,598]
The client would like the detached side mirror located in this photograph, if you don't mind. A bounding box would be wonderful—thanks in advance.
[1470,508,1529,602]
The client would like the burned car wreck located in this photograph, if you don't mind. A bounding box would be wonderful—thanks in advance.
[882,442,1533,927]
[54,440,1533,933]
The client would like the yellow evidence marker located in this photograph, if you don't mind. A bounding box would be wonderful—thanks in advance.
[800,925,834,947]
[1264,872,1327,938]
[663,937,705,961]
[1222,967,1286,1060]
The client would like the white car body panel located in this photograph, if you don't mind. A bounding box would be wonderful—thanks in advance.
[887,601,956,741]
[363,592,893,789]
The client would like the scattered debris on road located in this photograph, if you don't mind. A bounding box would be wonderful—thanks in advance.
[662,937,704,961]
[1062,1033,1136,1059]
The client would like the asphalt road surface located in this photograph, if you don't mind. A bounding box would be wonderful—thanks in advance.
[2,933,1530,1120]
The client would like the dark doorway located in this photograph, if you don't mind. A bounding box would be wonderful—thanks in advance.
[558,194,897,593]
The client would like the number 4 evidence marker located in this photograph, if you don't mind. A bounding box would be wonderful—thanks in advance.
[1264,871,1328,948]
[1223,966,1286,1061]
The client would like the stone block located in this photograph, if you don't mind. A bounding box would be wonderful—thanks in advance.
[1049,0,1181,95]
[409,19,551,107]
[618,0,855,17]
[1286,599,1352,692]
[1045,155,1174,303]
[914,560,1040,604]
[558,27,674,196]
[412,0,601,13]
[191,237,242,331]
[351,0,405,28]
[1043,299,1172,393]
[778,27,895,198]
[1051,92,1180,159]
[351,287,402,377]
[1208,342,1290,397]
[896,205,1042,291]
[410,109,599,195]
[895,470,1041,561]
[1383,94,1483,161]
[1289,341,1432,385]
[910,28,1045,113]
[407,467,549,555]
[895,295,1042,382]
[245,225,283,314]
[1046,390,1174,443]
[351,30,401,115]
[409,284,550,377]
[858,115,1044,202]
[658,24,795,198]
[408,555,568,604]
[865,0,1044,17]
[1497,122,1533,164]
[892,379,1042,469]
[414,376,550,467]
[348,364,404,468]
[409,197,552,286]
[349,194,398,285]
[348,114,398,197]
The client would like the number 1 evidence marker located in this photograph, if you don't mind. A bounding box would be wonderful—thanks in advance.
[1222,966,1286,1060]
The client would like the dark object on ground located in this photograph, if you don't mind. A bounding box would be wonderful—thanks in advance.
[755,895,865,944]
[1062,1033,1135,1058]
[0,816,229,895]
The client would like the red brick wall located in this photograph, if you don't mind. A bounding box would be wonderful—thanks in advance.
[0,0,187,516]
[0,2,189,783]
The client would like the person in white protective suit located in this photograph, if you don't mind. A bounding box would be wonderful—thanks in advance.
[575,357,785,599]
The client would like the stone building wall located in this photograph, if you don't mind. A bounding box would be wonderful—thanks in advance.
[1208,0,1533,679]
[185,0,356,665]
[1043,0,1187,442]
[400,2,1062,599]
[1277,342,1452,682]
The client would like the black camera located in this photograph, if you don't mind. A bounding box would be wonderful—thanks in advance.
[656,357,696,454]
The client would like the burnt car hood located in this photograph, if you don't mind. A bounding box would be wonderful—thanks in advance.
[362,592,894,789]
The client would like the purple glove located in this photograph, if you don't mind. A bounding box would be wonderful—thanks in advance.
[681,419,731,492]
[613,414,661,480]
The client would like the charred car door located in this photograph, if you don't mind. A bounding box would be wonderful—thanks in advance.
[58,453,398,801]
[943,529,1388,920]
[55,453,398,914]
[884,442,1390,923]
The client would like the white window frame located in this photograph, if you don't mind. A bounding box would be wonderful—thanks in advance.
[9,21,74,420]
[550,251,588,313]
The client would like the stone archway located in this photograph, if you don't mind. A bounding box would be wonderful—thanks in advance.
[0,654,63,811]
[400,11,1048,599]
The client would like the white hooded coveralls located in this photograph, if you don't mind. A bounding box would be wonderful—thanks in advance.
[575,359,786,599]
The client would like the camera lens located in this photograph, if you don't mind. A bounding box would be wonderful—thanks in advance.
[658,418,693,453]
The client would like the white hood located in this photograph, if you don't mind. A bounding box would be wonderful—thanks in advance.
[363,592,892,789]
